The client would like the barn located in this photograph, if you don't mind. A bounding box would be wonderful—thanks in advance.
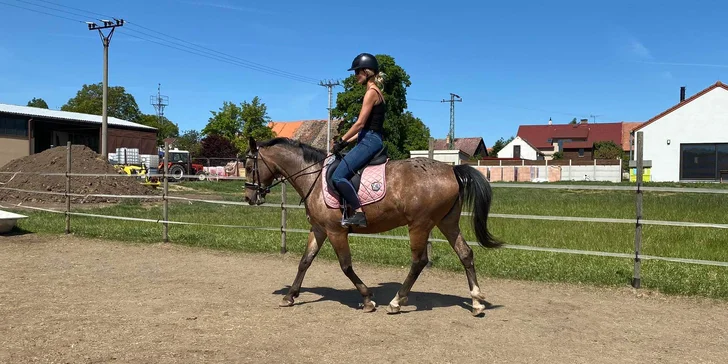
[633,81,728,182]
[0,103,157,167]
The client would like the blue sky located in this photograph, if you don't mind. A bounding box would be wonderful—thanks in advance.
[1,0,727,147]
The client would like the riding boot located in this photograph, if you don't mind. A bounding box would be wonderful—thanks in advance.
[342,211,367,227]
[334,180,367,227]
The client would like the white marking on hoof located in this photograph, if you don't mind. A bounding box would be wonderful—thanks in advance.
[389,293,402,308]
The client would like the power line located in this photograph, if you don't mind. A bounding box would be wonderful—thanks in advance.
[124,22,321,84]
[119,26,318,84]
[0,0,84,22]
[15,0,101,21]
[410,96,595,119]
[12,0,321,85]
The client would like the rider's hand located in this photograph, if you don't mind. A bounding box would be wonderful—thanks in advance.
[332,138,347,154]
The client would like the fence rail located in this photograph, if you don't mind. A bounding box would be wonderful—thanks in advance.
[2,135,728,287]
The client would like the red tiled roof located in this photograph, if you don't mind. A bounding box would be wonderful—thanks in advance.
[634,80,728,132]
[432,137,485,157]
[517,122,624,150]
[268,119,344,150]
[268,121,304,138]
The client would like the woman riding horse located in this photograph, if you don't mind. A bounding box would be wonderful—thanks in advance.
[331,52,386,228]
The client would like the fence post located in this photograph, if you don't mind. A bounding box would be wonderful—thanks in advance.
[65,141,71,234]
[281,181,287,254]
[163,141,169,243]
[426,137,434,267]
[632,131,644,288]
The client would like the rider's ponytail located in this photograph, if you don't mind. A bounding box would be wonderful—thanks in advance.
[363,69,384,89]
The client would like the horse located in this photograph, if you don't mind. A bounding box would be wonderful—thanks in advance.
[243,136,503,316]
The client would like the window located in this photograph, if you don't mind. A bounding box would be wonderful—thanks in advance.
[680,143,728,180]
[169,152,189,163]
[513,145,521,159]
[578,148,584,157]
[0,116,28,137]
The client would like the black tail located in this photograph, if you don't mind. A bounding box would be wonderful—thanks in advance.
[453,164,503,248]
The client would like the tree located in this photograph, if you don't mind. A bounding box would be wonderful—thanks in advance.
[174,129,202,157]
[61,83,142,122]
[239,96,275,152]
[400,111,430,155]
[27,97,48,109]
[570,118,577,124]
[136,114,180,146]
[593,140,625,159]
[202,101,244,141]
[490,136,514,157]
[199,134,239,159]
[332,54,430,159]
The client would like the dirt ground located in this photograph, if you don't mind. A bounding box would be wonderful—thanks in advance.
[1,233,727,363]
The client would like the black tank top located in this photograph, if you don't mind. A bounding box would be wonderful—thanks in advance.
[364,87,386,134]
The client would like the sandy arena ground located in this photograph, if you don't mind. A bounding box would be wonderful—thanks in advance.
[1,233,727,363]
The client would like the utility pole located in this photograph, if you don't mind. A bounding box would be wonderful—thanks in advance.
[150,83,169,141]
[319,79,340,154]
[441,93,462,150]
[86,18,124,160]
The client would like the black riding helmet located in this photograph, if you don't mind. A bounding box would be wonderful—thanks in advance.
[348,53,379,73]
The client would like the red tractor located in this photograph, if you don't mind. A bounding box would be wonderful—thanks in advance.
[158,148,205,181]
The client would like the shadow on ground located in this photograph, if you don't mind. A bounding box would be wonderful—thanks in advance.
[1,226,34,237]
[273,281,504,315]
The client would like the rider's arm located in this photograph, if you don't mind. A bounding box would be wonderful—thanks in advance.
[342,88,377,143]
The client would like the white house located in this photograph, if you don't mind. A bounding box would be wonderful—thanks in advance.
[633,81,728,182]
[496,136,544,160]
[409,149,471,165]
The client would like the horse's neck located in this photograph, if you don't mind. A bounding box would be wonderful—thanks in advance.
[268,148,321,202]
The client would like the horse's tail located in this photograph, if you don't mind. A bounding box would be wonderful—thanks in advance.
[452,164,503,249]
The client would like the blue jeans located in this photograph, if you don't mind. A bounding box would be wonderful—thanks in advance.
[332,129,384,210]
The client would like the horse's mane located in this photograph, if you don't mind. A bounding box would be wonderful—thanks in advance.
[257,137,327,164]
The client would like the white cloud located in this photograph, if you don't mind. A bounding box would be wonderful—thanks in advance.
[629,38,652,60]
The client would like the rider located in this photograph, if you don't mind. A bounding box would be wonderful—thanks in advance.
[331,52,386,227]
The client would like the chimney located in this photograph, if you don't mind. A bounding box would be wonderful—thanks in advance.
[680,86,686,102]
[580,118,588,124]
[548,117,553,125]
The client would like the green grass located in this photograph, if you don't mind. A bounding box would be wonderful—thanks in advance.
[9,179,728,300]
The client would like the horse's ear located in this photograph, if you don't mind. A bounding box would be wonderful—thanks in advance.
[249,136,257,152]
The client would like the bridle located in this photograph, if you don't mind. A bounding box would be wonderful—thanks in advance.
[244,147,333,205]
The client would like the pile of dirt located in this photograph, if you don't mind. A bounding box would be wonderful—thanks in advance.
[0,145,159,204]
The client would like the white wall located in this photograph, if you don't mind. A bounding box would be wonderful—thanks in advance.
[410,150,470,165]
[497,136,540,160]
[639,86,728,182]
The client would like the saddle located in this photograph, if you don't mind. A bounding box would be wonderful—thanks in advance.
[322,146,389,210]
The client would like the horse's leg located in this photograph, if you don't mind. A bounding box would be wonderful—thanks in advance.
[437,204,489,316]
[328,232,376,312]
[386,226,431,314]
[280,226,327,307]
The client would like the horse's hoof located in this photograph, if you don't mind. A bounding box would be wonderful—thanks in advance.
[362,300,377,313]
[279,297,294,307]
[472,305,486,317]
[386,304,401,314]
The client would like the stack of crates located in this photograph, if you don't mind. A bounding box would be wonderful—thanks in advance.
[114,148,140,165]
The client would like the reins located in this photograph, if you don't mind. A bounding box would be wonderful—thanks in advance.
[245,148,335,206]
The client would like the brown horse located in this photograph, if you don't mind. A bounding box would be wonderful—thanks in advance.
[243,136,503,316]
